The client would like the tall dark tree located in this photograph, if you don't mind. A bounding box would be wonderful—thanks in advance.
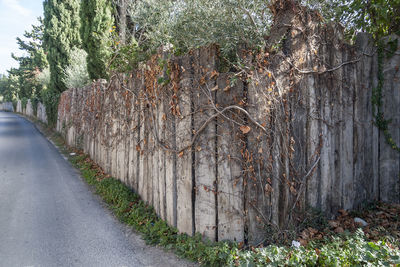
[10,18,48,100]
[43,0,81,93]
[80,0,114,80]
[0,74,16,102]
[42,0,81,125]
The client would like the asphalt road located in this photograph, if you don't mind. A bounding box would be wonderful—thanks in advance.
[0,111,194,267]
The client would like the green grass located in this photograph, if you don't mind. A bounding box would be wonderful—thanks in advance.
[32,118,400,267]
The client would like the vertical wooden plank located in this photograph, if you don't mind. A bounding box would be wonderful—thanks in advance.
[82,87,89,156]
[151,104,160,213]
[120,82,128,185]
[104,88,112,175]
[341,47,354,210]
[110,89,118,178]
[101,86,106,174]
[124,89,131,187]
[147,117,153,206]
[245,70,273,244]
[128,76,139,192]
[277,62,292,228]
[194,48,217,241]
[100,86,105,173]
[127,102,136,190]
[370,50,380,201]
[291,74,308,217]
[353,33,375,206]
[158,99,166,220]
[216,73,244,242]
[138,72,149,203]
[118,84,127,184]
[305,48,321,209]
[327,42,344,212]
[319,35,333,213]
[112,93,118,179]
[98,85,103,170]
[165,70,177,227]
[176,55,194,235]
[165,141,176,226]
[133,74,142,192]
[94,84,100,167]
[379,36,400,202]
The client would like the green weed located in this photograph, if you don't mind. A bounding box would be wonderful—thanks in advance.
[40,121,399,267]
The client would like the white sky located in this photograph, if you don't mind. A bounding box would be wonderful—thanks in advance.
[0,0,43,75]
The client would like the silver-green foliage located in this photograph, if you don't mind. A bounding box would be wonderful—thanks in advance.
[128,0,272,56]
[36,67,51,89]
[63,48,90,89]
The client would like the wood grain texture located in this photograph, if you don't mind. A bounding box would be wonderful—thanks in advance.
[194,48,217,241]
[55,30,400,243]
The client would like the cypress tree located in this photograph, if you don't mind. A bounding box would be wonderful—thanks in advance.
[80,0,114,80]
[43,0,81,93]
[43,0,81,125]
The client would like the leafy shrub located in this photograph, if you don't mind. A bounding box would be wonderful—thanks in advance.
[63,48,90,89]
[127,0,271,58]
[302,0,400,38]
[36,67,51,88]
[66,151,400,267]
[108,26,144,72]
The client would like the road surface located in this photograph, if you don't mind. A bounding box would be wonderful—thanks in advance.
[0,111,194,267]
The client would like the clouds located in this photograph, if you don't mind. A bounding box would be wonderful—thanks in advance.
[0,0,42,74]
[1,0,31,17]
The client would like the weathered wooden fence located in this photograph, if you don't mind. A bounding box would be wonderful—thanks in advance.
[0,102,13,112]
[57,3,400,244]
[16,99,48,124]
[36,102,48,124]
[16,100,22,113]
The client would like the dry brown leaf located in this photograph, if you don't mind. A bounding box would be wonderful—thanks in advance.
[264,184,273,194]
[240,125,251,134]
[308,227,318,235]
[334,227,344,233]
[176,105,181,116]
[338,209,348,216]
[210,70,219,79]
[299,238,308,246]
[328,220,339,228]
[290,185,297,195]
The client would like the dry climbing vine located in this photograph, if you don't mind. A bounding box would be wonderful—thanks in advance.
[56,0,400,247]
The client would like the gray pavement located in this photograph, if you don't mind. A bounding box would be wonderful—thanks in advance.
[0,111,194,267]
